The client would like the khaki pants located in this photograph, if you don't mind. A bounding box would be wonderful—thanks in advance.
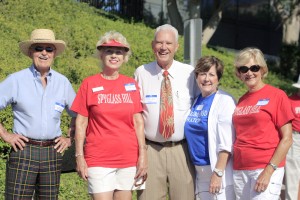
[137,141,195,200]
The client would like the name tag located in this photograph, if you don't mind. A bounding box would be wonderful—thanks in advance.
[256,98,270,106]
[145,95,158,104]
[92,86,104,92]
[54,102,64,113]
[196,104,203,110]
[125,83,136,92]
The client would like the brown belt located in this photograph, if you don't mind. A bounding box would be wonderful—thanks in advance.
[146,139,186,147]
[26,138,56,147]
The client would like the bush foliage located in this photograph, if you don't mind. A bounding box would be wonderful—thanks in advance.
[0,0,296,198]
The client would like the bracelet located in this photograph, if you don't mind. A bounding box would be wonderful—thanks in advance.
[268,162,278,170]
[75,153,83,157]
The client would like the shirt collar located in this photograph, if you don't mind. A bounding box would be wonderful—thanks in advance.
[30,64,52,78]
[155,60,176,79]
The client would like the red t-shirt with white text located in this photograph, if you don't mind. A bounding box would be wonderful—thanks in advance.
[233,84,294,170]
[71,74,143,168]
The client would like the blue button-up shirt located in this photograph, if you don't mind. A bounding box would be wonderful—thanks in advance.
[0,65,76,140]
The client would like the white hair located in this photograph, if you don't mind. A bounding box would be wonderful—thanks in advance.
[154,24,178,42]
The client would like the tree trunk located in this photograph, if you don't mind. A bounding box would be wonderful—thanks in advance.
[166,0,184,35]
[282,2,300,44]
[274,0,300,78]
[189,0,201,19]
[202,0,230,45]
[274,0,300,45]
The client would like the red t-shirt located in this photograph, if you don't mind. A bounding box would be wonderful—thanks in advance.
[71,74,143,168]
[233,84,294,170]
[289,94,300,132]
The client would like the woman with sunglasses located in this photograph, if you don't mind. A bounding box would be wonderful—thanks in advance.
[232,47,294,200]
[71,31,147,200]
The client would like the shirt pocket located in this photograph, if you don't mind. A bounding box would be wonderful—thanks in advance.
[174,92,192,111]
[52,101,65,120]
[268,181,282,195]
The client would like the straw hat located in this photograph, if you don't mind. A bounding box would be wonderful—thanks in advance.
[292,74,300,88]
[19,29,66,57]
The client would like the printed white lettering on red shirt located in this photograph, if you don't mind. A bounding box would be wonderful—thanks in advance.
[97,93,133,104]
[234,105,261,115]
[295,107,300,114]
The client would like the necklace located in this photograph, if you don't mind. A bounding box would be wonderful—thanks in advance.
[101,72,119,80]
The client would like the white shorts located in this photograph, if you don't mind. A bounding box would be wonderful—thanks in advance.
[195,165,235,200]
[233,167,284,200]
[87,166,145,194]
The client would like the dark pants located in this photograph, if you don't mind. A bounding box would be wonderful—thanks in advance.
[5,144,62,200]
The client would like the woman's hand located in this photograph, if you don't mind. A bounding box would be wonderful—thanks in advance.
[254,167,273,192]
[134,148,148,187]
[254,122,293,193]
[76,156,88,181]
[210,172,222,194]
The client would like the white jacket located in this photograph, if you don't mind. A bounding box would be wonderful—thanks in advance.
[194,89,236,188]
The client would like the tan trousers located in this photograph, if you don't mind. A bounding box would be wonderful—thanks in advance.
[137,141,195,200]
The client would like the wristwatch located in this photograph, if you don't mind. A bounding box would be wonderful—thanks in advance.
[213,168,224,177]
[268,162,278,170]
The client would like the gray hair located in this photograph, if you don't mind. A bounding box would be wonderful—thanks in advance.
[154,24,178,42]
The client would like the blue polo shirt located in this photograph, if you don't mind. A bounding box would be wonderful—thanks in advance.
[0,65,76,140]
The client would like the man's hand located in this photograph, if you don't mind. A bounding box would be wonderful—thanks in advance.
[54,136,72,153]
[2,133,28,152]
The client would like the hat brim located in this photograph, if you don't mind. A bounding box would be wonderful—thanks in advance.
[97,45,129,52]
[292,83,300,88]
[96,40,129,52]
[19,40,66,57]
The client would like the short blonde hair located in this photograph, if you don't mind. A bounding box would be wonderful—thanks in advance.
[96,31,131,64]
[234,47,268,78]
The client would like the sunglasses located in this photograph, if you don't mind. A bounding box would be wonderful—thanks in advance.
[32,46,56,53]
[238,65,261,73]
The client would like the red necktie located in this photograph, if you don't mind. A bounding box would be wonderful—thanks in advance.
[159,71,174,138]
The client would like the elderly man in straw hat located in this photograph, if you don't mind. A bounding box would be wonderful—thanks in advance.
[0,28,76,199]
[285,74,300,200]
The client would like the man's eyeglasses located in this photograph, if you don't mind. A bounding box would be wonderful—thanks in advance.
[238,65,261,73]
[32,46,56,53]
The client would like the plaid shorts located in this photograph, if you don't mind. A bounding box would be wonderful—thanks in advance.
[5,144,62,199]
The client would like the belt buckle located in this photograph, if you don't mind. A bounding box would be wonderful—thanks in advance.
[39,141,47,146]
[164,141,177,147]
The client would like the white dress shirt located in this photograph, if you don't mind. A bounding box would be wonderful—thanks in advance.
[134,60,199,142]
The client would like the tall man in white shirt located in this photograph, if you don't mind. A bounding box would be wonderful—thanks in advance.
[134,24,199,200]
